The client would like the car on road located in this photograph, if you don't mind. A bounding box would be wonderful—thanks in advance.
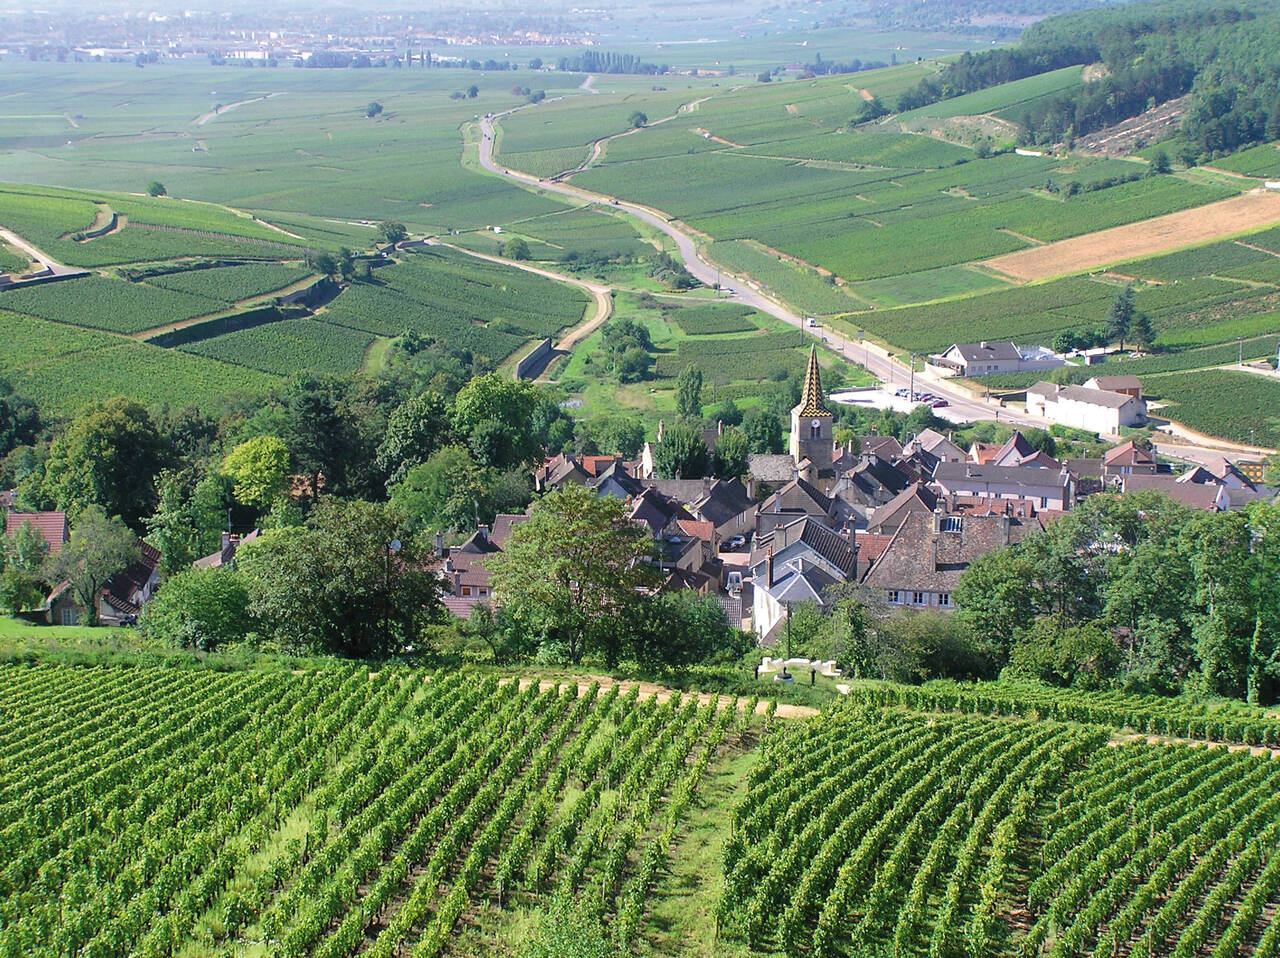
[725,534,747,551]
[930,398,950,408]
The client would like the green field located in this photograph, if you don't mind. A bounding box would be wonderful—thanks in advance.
[0,275,222,333]
[180,317,376,376]
[4,339,282,416]
[316,247,589,365]
[1212,143,1280,178]
[1145,369,1280,447]
[144,262,314,302]
[10,657,1280,958]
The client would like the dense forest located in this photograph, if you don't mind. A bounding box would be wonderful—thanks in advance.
[898,0,1280,156]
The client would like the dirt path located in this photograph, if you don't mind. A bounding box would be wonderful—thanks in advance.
[1110,732,1280,760]
[424,238,613,358]
[0,226,86,278]
[514,675,819,718]
[983,190,1280,281]
[193,93,282,127]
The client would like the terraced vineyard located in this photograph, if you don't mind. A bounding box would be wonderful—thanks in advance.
[721,705,1280,957]
[0,663,748,957]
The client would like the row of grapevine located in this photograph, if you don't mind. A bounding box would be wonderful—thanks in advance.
[0,664,754,956]
[721,701,1280,957]
[845,679,1280,745]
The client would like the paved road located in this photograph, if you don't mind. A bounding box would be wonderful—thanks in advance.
[476,111,1276,461]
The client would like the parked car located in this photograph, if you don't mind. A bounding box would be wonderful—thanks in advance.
[725,534,747,550]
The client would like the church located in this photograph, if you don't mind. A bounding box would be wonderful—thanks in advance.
[789,345,835,483]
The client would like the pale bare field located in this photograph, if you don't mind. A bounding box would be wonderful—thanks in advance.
[981,190,1280,281]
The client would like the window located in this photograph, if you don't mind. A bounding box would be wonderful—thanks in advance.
[61,608,79,626]
[938,593,952,607]
[1041,497,1049,509]
[912,592,926,606]
[942,516,963,533]
[887,590,901,604]
[479,588,488,596]
[809,418,822,440]
[461,586,472,597]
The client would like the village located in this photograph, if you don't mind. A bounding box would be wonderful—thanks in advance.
[6,344,1272,655]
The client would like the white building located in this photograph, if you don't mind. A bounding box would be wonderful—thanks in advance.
[1027,382,1146,434]
[929,341,1065,378]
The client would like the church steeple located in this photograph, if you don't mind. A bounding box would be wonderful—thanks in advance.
[796,346,829,417]
[790,345,834,477]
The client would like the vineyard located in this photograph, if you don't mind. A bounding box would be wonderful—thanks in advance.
[9,656,1280,957]
[0,663,752,958]
[720,704,1280,957]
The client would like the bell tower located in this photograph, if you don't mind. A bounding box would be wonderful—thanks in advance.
[790,346,833,474]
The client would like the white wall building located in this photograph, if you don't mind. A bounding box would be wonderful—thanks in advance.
[1027,382,1146,434]
[930,341,1065,378]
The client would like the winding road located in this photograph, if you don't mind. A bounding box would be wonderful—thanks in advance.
[474,106,1276,462]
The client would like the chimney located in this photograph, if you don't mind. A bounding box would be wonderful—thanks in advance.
[657,420,665,443]
[478,524,490,542]
[221,531,232,552]
[1001,513,1012,544]
[980,341,989,349]
[717,420,724,437]
[766,545,774,588]
[933,505,944,533]
[434,531,444,558]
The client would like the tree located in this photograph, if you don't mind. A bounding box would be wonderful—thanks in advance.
[675,365,703,420]
[629,592,746,670]
[41,397,171,531]
[222,436,289,512]
[502,237,531,261]
[365,101,384,118]
[43,507,138,627]
[140,568,253,651]
[757,72,772,83]
[953,546,1037,660]
[1148,148,1171,174]
[713,426,750,479]
[307,249,339,276]
[628,110,648,128]
[742,408,784,454]
[487,485,658,665]
[1053,331,1080,353]
[283,375,362,498]
[1007,618,1120,688]
[144,469,205,578]
[653,422,710,479]
[390,446,492,534]
[378,221,408,244]
[147,180,166,197]
[375,390,451,486]
[237,499,442,657]
[1130,312,1155,349]
[0,520,49,614]
[452,374,541,470]
[1106,284,1136,350]
[467,84,479,98]
[593,416,646,458]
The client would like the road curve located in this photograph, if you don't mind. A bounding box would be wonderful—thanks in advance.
[475,111,1271,460]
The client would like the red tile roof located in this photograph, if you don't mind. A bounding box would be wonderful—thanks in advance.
[676,520,715,542]
[5,512,69,554]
